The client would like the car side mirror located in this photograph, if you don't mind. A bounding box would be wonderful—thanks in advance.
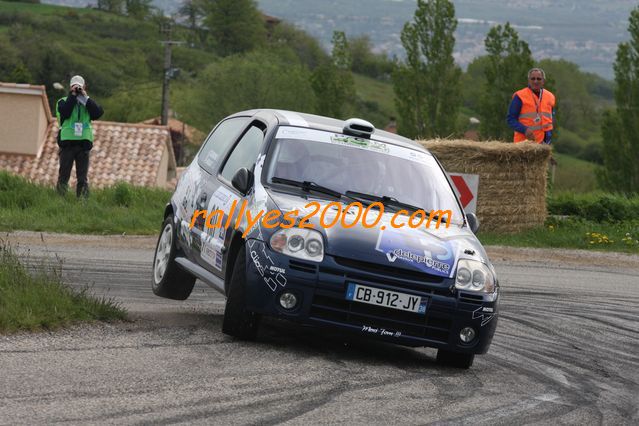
[231,167,253,194]
[466,213,480,233]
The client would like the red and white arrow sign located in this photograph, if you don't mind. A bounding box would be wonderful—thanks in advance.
[447,173,479,214]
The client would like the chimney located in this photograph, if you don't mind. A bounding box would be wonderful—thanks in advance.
[0,83,52,156]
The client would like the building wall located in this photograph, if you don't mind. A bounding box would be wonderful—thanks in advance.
[36,98,49,153]
[0,92,46,155]
[156,146,168,187]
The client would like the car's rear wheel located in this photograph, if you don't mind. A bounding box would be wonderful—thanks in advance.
[222,245,260,339]
[436,349,474,369]
[152,214,196,300]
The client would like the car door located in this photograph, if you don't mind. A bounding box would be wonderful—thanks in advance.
[175,116,249,262]
[196,120,268,278]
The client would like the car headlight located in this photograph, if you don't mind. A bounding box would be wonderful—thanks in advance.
[455,259,495,293]
[269,228,324,262]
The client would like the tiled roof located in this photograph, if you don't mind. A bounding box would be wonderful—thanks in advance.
[0,121,176,189]
[140,117,206,144]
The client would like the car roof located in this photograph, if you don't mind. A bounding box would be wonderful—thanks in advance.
[227,109,429,153]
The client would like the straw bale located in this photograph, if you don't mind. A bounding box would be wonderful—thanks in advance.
[418,139,552,233]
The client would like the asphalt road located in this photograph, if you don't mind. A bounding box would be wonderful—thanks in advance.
[1,232,638,425]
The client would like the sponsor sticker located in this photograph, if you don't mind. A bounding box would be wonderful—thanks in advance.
[375,227,458,278]
[275,126,435,166]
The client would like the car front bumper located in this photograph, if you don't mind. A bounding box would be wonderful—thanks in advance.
[244,240,498,353]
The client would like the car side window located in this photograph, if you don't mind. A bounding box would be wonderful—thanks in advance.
[198,117,249,174]
[220,124,265,182]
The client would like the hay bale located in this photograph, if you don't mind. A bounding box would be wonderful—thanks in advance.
[418,139,552,233]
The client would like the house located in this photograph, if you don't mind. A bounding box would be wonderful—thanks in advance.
[0,82,176,189]
[141,116,205,166]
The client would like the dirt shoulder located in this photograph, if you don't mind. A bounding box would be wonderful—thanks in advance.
[486,245,639,273]
[2,230,157,250]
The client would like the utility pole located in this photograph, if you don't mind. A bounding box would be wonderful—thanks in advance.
[159,20,184,126]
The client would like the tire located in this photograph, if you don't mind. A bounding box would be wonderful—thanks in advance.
[436,349,475,369]
[222,245,260,340]
[152,214,196,300]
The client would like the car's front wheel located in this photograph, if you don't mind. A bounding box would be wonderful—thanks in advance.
[222,245,260,339]
[436,349,474,369]
[152,214,196,300]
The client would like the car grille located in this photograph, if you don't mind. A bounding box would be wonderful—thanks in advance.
[333,256,445,284]
[310,290,452,343]
[289,259,317,274]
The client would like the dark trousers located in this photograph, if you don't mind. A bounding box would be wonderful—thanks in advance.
[57,142,91,197]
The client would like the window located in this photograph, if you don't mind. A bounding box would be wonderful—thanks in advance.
[198,117,249,174]
[220,125,265,182]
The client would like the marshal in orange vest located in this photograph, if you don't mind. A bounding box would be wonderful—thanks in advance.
[512,88,555,143]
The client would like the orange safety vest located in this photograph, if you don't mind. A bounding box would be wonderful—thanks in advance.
[512,87,555,143]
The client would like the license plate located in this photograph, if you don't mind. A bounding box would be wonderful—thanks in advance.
[346,283,427,314]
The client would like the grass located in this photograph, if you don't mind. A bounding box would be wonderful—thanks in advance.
[0,1,73,15]
[478,217,639,254]
[353,74,397,118]
[0,172,171,235]
[551,153,599,193]
[0,0,122,18]
[0,241,127,333]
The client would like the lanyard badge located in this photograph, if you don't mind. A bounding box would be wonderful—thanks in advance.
[531,88,543,123]
[74,122,83,137]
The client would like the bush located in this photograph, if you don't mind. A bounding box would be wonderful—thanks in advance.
[548,192,639,222]
[553,130,583,156]
[580,142,603,164]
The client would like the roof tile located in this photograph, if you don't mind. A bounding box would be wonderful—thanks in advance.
[0,121,176,189]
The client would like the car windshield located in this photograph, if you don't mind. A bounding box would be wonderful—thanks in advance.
[264,126,465,226]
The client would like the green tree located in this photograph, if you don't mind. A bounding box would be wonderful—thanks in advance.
[96,0,124,14]
[537,59,593,134]
[392,0,461,139]
[101,84,161,122]
[269,22,328,70]
[538,59,609,164]
[125,0,153,20]
[348,35,393,80]
[175,48,316,131]
[9,62,32,83]
[200,0,266,56]
[310,31,356,118]
[479,23,533,140]
[331,31,351,71]
[0,34,21,81]
[599,6,639,193]
[178,0,205,47]
[460,55,489,113]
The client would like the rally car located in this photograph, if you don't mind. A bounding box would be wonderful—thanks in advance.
[151,109,499,369]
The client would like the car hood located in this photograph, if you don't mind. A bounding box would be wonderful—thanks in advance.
[266,190,489,279]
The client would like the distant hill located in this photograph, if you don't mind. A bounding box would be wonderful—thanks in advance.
[43,0,636,79]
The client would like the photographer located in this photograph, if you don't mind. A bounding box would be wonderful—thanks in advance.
[55,75,104,198]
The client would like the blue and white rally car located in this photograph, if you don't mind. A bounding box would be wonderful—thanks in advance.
[152,109,499,369]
